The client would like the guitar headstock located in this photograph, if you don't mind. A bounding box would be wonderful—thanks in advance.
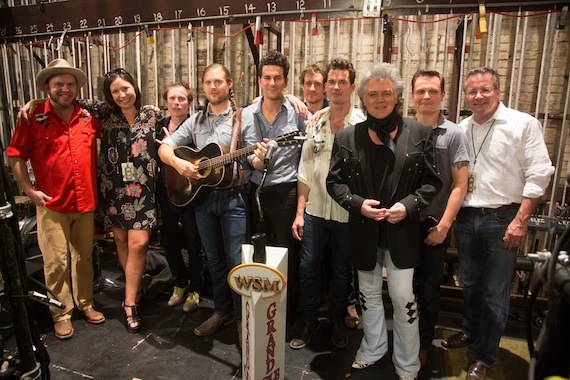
[272,130,306,148]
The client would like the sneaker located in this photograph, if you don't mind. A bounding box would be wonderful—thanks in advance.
[193,312,234,336]
[289,322,319,350]
[331,319,348,348]
[182,292,199,313]
[167,286,186,307]
[54,319,74,340]
[351,358,372,369]
[344,305,360,329]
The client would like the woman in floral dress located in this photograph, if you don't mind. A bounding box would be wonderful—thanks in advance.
[81,68,162,333]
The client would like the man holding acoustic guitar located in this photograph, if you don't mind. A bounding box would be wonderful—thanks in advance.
[158,64,263,344]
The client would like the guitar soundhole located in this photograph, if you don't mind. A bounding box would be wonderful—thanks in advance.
[198,157,212,178]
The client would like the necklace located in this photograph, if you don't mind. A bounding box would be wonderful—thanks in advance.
[471,119,495,167]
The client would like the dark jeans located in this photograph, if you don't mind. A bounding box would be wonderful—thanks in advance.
[195,188,248,322]
[454,207,518,367]
[414,228,447,349]
[299,213,352,323]
[249,182,300,320]
[157,186,203,292]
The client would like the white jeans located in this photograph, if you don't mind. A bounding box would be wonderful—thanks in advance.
[356,248,420,379]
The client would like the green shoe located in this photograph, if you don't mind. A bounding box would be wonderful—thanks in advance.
[182,292,200,313]
[167,286,186,307]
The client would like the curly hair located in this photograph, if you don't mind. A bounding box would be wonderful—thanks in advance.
[326,58,356,85]
[259,50,290,79]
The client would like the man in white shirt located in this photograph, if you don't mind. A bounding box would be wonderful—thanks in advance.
[290,58,365,350]
[442,67,554,380]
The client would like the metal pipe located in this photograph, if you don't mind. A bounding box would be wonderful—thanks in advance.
[549,60,570,217]
[403,17,411,117]
[86,32,93,99]
[171,29,176,84]
[225,24,231,73]
[15,43,25,107]
[456,15,468,122]
[119,30,125,68]
[207,25,213,67]
[289,21,295,96]
[1,44,15,134]
[508,9,522,109]
[28,42,37,99]
[153,29,159,106]
[515,13,529,109]
[535,12,552,119]
[135,30,141,91]
[432,14,439,70]
[419,15,426,69]
[484,13,492,67]
[308,20,313,66]
[304,22,309,69]
[373,18,379,65]
[396,19,402,70]
[352,19,359,107]
[442,18,450,90]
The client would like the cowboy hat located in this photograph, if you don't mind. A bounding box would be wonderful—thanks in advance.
[36,58,87,92]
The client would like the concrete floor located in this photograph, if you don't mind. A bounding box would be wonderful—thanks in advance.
[2,246,537,380]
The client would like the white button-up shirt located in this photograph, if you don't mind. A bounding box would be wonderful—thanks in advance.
[459,102,554,208]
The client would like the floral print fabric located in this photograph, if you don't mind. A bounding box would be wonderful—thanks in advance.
[79,100,162,229]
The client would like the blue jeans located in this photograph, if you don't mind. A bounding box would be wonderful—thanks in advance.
[454,207,518,367]
[157,186,203,292]
[298,213,352,323]
[415,230,447,349]
[195,188,248,322]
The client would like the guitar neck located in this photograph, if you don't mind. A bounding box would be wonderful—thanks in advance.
[207,145,257,169]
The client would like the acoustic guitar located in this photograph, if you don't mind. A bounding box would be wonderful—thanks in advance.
[166,131,304,206]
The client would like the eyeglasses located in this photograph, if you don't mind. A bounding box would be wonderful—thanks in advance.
[465,87,495,97]
[105,68,127,77]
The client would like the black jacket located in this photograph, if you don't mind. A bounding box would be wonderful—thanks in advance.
[326,116,441,270]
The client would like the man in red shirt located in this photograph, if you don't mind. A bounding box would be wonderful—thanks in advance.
[7,59,105,340]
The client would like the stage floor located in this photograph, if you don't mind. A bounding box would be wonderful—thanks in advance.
[4,248,536,380]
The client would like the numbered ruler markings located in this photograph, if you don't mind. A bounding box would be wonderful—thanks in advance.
[0,0,341,39]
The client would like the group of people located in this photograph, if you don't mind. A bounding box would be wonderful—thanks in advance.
[6,50,554,380]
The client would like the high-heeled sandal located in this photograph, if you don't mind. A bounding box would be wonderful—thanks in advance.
[122,302,140,333]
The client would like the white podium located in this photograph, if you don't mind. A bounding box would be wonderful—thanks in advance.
[227,244,288,380]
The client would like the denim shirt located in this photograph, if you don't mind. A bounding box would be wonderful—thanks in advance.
[246,97,306,186]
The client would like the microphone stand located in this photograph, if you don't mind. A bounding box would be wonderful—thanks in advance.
[251,166,269,264]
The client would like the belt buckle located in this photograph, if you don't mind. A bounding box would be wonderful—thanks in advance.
[480,208,487,216]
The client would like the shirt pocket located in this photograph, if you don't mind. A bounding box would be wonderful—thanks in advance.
[35,125,60,157]
[80,122,96,148]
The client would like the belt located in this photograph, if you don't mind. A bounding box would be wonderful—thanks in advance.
[465,203,520,216]
[253,181,297,193]
[211,185,244,193]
